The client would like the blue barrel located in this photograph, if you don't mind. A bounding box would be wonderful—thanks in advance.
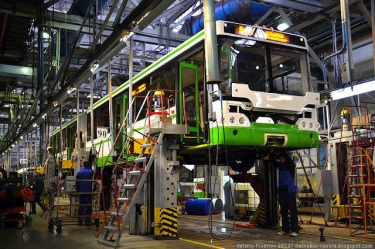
[185,198,213,215]
[211,198,223,214]
[198,198,224,214]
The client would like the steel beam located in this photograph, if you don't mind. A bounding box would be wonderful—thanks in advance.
[0,64,36,78]
[1,0,175,153]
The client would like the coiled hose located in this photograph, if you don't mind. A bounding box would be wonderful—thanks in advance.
[21,187,34,202]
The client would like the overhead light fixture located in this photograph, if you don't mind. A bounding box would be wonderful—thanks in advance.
[120,31,134,42]
[67,86,77,94]
[277,22,289,31]
[33,123,37,127]
[42,113,47,119]
[90,60,100,73]
[42,31,50,40]
[20,136,23,140]
[330,80,375,101]
[53,101,58,107]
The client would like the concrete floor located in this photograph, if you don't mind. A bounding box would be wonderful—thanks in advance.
[1,205,374,249]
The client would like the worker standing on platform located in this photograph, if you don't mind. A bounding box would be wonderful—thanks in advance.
[30,172,47,214]
[76,161,94,226]
[269,149,299,237]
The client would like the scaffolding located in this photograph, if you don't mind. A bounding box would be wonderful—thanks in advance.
[336,103,375,237]
[294,103,375,238]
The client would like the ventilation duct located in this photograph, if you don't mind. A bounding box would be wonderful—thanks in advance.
[181,0,270,35]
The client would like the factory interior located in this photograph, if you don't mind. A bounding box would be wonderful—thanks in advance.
[0,0,375,248]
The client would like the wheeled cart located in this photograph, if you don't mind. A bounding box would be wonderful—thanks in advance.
[0,178,30,229]
[46,177,101,234]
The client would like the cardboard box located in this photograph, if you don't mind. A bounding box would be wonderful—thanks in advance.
[352,114,374,127]
[61,160,73,169]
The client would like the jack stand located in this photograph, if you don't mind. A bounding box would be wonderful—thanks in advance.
[319,227,325,241]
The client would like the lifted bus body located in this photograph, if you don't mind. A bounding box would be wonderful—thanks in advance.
[51,21,320,170]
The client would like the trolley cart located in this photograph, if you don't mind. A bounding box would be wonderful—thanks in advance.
[0,178,28,229]
[47,177,101,234]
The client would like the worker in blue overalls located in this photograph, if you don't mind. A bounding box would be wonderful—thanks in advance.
[76,161,94,226]
[269,149,299,237]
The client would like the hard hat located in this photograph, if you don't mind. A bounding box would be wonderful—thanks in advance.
[154,90,165,96]
[341,109,349,115]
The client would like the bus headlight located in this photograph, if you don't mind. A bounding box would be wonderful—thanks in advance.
[239,117,245,124]
[230,116,235,124]
[302,121,306,128]
[309,122,314,129]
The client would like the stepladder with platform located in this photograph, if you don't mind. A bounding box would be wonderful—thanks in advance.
[96,90,189,247]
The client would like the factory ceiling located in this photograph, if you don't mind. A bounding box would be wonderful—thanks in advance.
[0,0,373,165]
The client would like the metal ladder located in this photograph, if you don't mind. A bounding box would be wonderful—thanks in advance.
[346,146,366,235]
[95,90,188,246]
[96,91,169,247]
[97,129,164,247]
[347,146,375,237]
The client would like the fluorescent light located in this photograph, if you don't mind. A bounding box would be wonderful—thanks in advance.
[67,86,77,94]
[120,31,134,42]
[183,164,194,171]
[42,31,50,39]
[330,80,375,100]
[90,62,100,73]
[277,22,289,31]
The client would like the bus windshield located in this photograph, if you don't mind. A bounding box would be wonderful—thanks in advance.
[219,37,308,96]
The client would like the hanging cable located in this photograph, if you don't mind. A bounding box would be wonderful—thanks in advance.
[51,2,93,94]
[206,87,236,241]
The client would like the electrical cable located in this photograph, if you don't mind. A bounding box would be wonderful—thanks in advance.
[206,88,236,241]
[50,3,92,94]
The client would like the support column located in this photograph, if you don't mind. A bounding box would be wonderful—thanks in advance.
[332,19,339,85]
[75,88,81,173]
[108,61,115,158]
[340,0,354,86]
[154,137,179,237]
[90,76,95,157]
[203,0,220,121]
[128,36,134,129]
[38,26,45,167]
[263,160,278,226]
